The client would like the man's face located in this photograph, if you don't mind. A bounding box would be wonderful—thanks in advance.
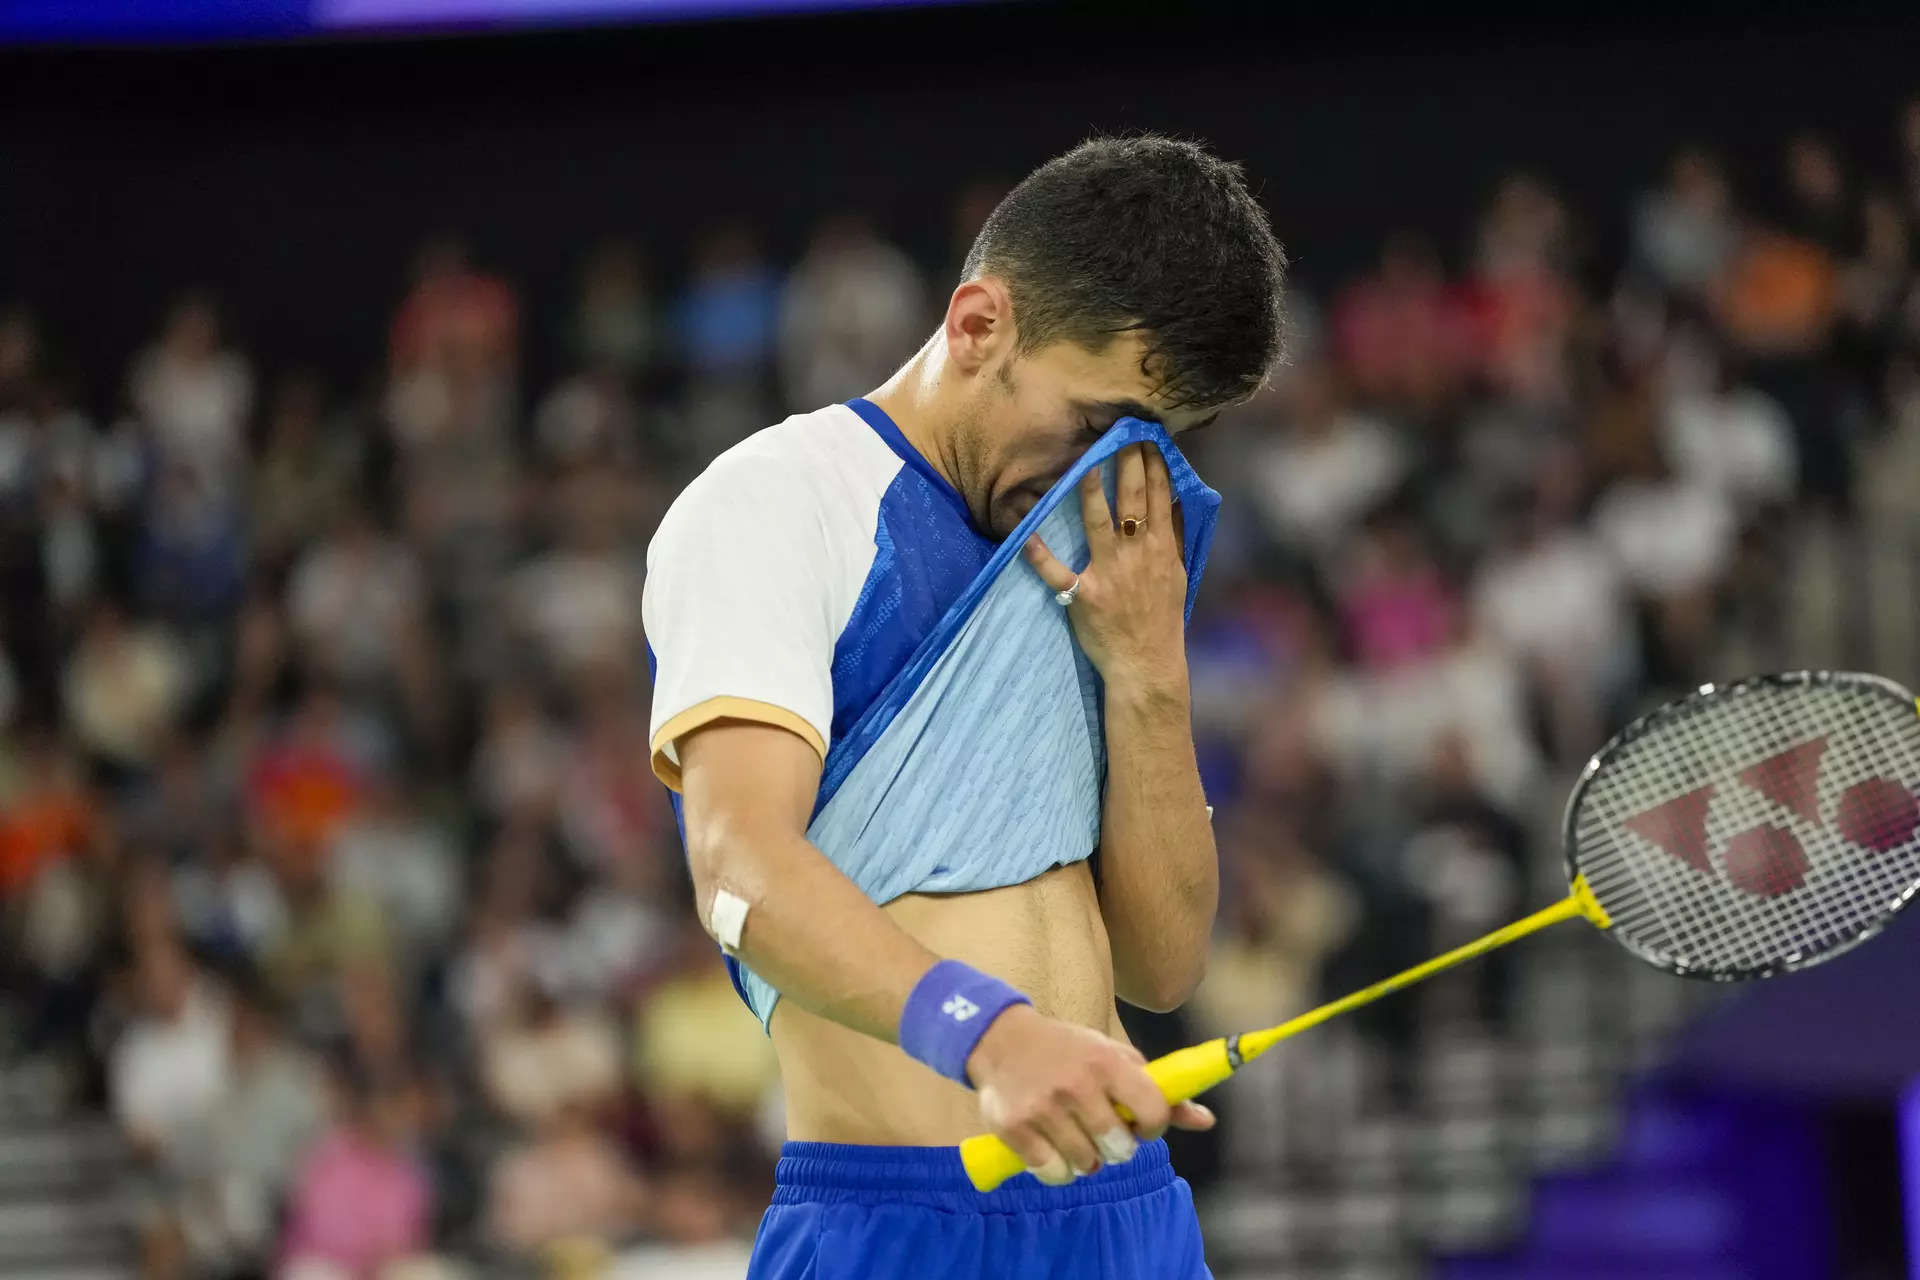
[957,332,1216,540]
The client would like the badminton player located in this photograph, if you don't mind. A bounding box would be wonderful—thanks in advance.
[644,136,1287,1278]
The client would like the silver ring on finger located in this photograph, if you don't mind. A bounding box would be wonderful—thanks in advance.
[1054,576,1081,607]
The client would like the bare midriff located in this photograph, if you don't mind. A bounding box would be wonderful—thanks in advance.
[770,859,1127,1146]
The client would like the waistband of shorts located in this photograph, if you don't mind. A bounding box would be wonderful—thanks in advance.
[770,1138,1173,1213]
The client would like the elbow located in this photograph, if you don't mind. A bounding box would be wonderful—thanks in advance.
[684,826,724,906]
[683,819,748,940]
[1121,947,1209,1014]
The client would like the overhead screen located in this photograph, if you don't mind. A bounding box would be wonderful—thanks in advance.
[0,0,944,42]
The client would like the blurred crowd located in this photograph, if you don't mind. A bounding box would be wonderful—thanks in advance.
[2,99,1919,1279]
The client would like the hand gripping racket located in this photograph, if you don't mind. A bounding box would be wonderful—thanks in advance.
[961,671,1920,1191]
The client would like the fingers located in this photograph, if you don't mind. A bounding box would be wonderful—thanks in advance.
[1078,469,1114,551]
[1001,1124,1075,1187]
[1060,1065,1157,1174]
[1168,1101,1217,1132]
[1143,445,1173,532]
[1022,536,1076,593]
[1093,1124,1139,1166]
[1107,1061,1174,1143]
[1116,443,1149,526]
[1035,1092,1105,1179]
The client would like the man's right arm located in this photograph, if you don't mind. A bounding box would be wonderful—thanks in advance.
[675,718,1182,1183]
[677,718,938,1043]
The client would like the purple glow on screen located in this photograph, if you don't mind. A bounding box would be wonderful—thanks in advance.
[1905,1078,1920,1280]
[317,0,923,27]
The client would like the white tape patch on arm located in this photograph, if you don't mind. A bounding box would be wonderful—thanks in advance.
[708,887,752,954]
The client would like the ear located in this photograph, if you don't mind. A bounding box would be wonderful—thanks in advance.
[942,277,1016,376]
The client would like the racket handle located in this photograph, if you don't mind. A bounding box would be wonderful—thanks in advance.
[959,1038,1235,1191]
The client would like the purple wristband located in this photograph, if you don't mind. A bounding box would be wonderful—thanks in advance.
[898,959,1031,1086]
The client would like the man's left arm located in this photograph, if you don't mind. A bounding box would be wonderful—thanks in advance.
[1024,442,1219,1014]
[1097,675,1218,1011]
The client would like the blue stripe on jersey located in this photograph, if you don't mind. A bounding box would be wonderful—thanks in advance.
[821,399,993,810]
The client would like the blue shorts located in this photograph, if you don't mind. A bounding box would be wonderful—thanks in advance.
[746,1138,1211,1280]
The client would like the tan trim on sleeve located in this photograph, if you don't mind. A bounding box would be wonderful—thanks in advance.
[649,696,828,792]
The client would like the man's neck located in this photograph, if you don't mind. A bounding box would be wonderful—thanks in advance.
[865,342,964,496]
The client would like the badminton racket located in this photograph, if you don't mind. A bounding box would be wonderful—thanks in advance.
[961,670,1920,1191]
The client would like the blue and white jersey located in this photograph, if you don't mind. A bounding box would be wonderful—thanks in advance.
[646,397,1221,1026]
[645,397,993,797]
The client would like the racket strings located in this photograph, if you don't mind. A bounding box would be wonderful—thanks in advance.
[1572,680,1920,977]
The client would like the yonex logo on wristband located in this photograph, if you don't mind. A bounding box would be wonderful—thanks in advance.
[901,961,1030,1085]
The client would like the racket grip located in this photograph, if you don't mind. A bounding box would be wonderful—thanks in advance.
[959,1038,1235,1192]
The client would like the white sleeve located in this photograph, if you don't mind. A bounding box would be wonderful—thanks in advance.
[643,450,839,790]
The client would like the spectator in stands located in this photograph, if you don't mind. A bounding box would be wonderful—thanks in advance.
[777,213,928,411]
[479,984,623,1132]
[252,374,365,578]
[1592,440,1737,687]
[7,752,116,1082]
[110,936,232,1279]
[1397,730,1530,1027]
[327,775,461,979]
[632,919,780,1135]
[195,979,331,1274]
[61,596,190,780]
[1333,230,1475,419]
[0,731,92,901]
[385,238,521,486]
[672,222,782,464]
[1467,172,1581,404]
[1334,510,1457,673]
[135,449,249,626]
[287,504,427,691]
[280,1059,434,1280]
[533,364,644,471]
[1715,142,1851,512]
[1196,715,1361,1038]
[631,918,781,1241]
[3,371,102,616]
[169,819,282,971]
[675,222,781,386]
[570,239,658,384]
[554,665,675,879]
[1472,450,1636,761]
[128,293,252,504]
[1835,189,1916,401]
[1633,146,1738,300]
[1659,328,1798,516]
[484,1098,651,1257]
[1241,357,1407,565]
[388,236,518,388]
[507,479,643,683]
[470,681,570,823]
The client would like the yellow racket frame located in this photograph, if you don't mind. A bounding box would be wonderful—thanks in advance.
[959,875,1611,1192]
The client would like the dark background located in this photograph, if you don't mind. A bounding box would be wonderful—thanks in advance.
[4,2,1917,410]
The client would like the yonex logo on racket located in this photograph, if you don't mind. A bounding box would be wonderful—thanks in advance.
[942,994,979,1022]
[1622,732,1920,899]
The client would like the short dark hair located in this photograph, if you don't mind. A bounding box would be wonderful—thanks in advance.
[962,134,1288,411]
